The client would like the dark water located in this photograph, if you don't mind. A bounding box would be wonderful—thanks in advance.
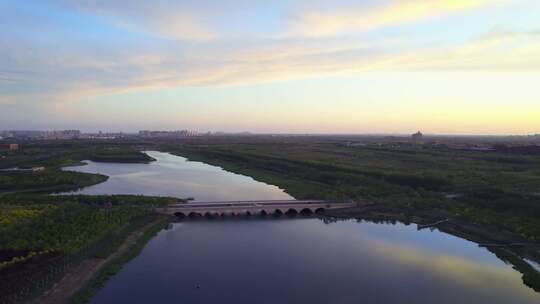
[64,151,539,303]
[90,219,539,304]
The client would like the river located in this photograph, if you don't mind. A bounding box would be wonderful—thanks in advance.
[63,151,293,201]
[63,151,540,303]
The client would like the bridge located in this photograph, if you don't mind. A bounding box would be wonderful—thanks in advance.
[155,200,357,218]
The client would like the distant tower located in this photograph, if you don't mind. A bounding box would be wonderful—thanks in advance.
[412,131,423,141]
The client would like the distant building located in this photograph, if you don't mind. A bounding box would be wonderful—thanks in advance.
[138,130,199,138]
[46,130,81,140]
[412,131,423,141]
[1,130,46,139]
[79,132,126,140]
[8,144,19,151]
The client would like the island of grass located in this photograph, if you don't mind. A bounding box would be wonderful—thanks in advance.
[0,141,156,196]
[0,170,109,196]
[87,148,155,163]
[0,140,155,170]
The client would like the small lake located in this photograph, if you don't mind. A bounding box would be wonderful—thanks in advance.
[64,151,540,303]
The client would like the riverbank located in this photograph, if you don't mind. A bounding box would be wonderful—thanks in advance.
[34,215,170,304]
[166,143,540,239]
[0,195,178,303]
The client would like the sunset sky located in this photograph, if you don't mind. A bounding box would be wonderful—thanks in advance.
[1,0,539,134]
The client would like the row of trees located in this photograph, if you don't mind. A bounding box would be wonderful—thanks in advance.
[0,195,172,302]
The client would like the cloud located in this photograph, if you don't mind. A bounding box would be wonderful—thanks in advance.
[1,27,539,108]
[390,29,540,71]
[287,0,494,37]
[1,1,539,109]
[52,0,496,40]
[51,0,216,40]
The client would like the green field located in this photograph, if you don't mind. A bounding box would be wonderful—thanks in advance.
[167,141,540,240]
[0,141,175,302]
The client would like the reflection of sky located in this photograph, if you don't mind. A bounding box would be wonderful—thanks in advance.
[525,259,540,272]
[91,218,540,304]
[275,219,540,303]
[337,220,503,266]
[62,151,293,201]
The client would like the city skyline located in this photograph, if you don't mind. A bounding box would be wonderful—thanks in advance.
[2,1,540,134]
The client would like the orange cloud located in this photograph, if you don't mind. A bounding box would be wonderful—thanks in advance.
[289,0,495,37]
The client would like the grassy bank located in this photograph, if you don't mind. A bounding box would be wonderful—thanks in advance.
[0,195,178,303]
[0,141,172,302]
[167,143,540,240]
[70,216,170,304]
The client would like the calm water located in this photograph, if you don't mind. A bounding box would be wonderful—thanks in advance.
[63,151,293,201]
[64,151,540,303]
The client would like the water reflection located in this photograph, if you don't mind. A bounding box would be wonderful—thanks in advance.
[62,151,293,201]
[61,151,539,302]
[91,218,540,304]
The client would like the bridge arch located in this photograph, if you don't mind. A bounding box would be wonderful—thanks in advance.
[204,212,216,218]
[285,208,298,217]
[300,208,313,216]
[315,208,326,214]
[174,212,186,218]
[189,212,202,218]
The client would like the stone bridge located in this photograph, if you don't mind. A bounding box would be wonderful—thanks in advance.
[155,200,357,218]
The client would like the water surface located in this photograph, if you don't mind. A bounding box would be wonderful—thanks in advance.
[91,218,540,304]
[63,151,293,201]
[64,151,539,303]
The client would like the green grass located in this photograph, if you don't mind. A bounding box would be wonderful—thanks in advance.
[0,195,178,302]
[0,170,108,195]
[70,216,170,304]
[0,140,155,170]
[166,142,540,240]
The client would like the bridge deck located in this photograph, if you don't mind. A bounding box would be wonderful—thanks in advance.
[156,200,356,216]
[167,200,328,208]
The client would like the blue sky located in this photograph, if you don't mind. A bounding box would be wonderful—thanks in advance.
[1,0,539,134]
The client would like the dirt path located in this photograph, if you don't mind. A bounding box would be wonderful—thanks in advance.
[33,220,161,304]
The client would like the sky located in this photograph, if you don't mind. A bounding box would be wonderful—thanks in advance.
[1,0,539,135]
